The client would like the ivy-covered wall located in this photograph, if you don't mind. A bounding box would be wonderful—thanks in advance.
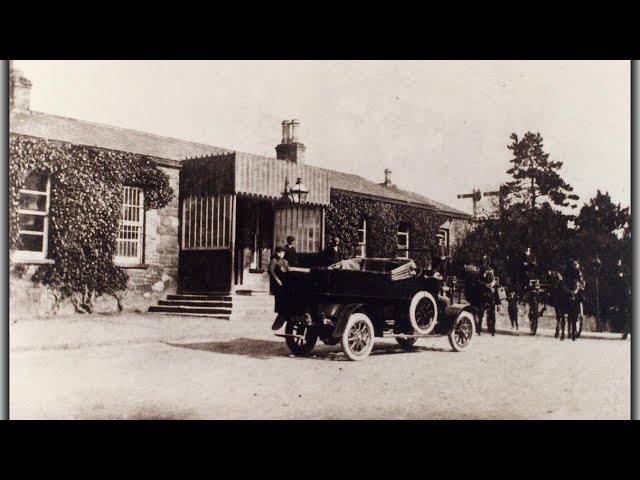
[9,134,174,316]
[325,190,446,268]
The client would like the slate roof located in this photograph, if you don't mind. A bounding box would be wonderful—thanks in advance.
[324,168,472,219]
[10,109,472,219]
[9,110,232,165]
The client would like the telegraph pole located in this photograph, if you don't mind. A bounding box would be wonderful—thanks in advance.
[457,189,482,219]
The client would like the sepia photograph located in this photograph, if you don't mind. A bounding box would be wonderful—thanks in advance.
[6,60,632,420]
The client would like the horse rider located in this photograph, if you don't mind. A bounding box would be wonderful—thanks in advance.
[478,254,499,336]
[520,246,538,294]
[431,232,449,279]
[564,257,585,311]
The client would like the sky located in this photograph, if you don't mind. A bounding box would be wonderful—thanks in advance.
[13,60,631,215]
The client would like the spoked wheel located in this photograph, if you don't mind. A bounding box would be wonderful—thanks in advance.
[284,315,318,357]
[396,336,418,350]
[409,291,438,335]
[341,312,375,361]
[448,311,475,352]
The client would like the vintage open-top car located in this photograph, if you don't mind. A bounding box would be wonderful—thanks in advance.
[274,257,477,360]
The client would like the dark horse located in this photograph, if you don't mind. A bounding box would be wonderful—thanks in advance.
[547,271,582,341]
[463,265,497,336]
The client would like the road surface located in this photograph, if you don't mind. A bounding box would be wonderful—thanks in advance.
[10,324,630,419]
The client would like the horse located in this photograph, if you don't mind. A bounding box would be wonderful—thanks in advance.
[463,264,497,336]
[547,270,582,341]
[547,271,567,339]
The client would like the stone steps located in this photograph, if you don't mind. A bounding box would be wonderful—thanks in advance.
[147,292,274,320]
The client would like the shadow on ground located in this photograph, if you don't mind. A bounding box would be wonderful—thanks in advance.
[165,337,451,361]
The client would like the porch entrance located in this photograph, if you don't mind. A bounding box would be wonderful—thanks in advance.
[234,198,274,292]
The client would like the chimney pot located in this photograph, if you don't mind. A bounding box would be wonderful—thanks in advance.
[276,119,305,164]
[290,119,300,143]
[281,120,291,143]
[383,168,392,186]
[9,61,32,111]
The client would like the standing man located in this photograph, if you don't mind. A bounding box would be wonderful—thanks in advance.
[323,236,342,266]
[283,235,298,267]
[507,288,520,330]
[432,232,449,279]
[269,246,290,331]
[613,259,630,339]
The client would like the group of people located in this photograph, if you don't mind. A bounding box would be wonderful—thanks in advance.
[267,232,630,339]
[268,235,343,331]
[468,246,631,339]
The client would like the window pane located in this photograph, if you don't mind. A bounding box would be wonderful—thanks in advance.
[358,230,365,243]
[19,233,44,252]
[19,214,45,232]
[23,172,48,192]
[19,192,47,212]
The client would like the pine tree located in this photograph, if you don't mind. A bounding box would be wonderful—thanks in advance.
[505,132,580,210]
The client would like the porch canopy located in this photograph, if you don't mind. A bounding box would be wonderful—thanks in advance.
[180,151,330,205]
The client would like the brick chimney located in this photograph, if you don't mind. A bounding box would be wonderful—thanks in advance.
[9,61,32,111]
[381,168,394,187]
[276,119,306,164]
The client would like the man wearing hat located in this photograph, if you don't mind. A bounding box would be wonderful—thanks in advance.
[431,232,449,278]
[283,235,298,267]
[322,236,343,266]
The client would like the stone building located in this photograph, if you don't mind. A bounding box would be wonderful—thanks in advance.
[8,66,474,319]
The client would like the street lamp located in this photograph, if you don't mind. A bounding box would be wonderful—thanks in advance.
[287,177,309,204]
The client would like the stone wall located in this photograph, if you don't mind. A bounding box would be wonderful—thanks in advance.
[124,165,180,311]
[9,164,181,319]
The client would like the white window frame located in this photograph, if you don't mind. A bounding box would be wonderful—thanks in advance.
[14,173,51,263]
[355,218,367,258]
[115,186,145,265]
[397,223,410,259]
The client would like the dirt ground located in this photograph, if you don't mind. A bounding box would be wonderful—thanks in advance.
[10,322,631,420]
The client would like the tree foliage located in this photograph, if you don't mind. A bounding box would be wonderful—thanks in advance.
[9,134,174,313]
[452,132,630,331]
[505,132,579,210]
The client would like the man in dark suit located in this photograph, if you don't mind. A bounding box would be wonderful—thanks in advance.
[322,236,342,266]
[431,233,449,278]
[283,236,298,267]
[269,246,290,331]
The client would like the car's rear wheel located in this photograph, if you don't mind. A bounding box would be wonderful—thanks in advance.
[396,336,418,350]
[448,311,475,352]
[341,312,375,361]
[285,315,317,356]
[409,291,438,335]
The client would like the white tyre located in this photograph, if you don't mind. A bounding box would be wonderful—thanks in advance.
[341,312,375,361]
[409,291,438,335]
[448,311,475,352]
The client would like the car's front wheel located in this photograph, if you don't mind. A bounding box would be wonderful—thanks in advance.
[409,291,438,335]
[341,312,375,361]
